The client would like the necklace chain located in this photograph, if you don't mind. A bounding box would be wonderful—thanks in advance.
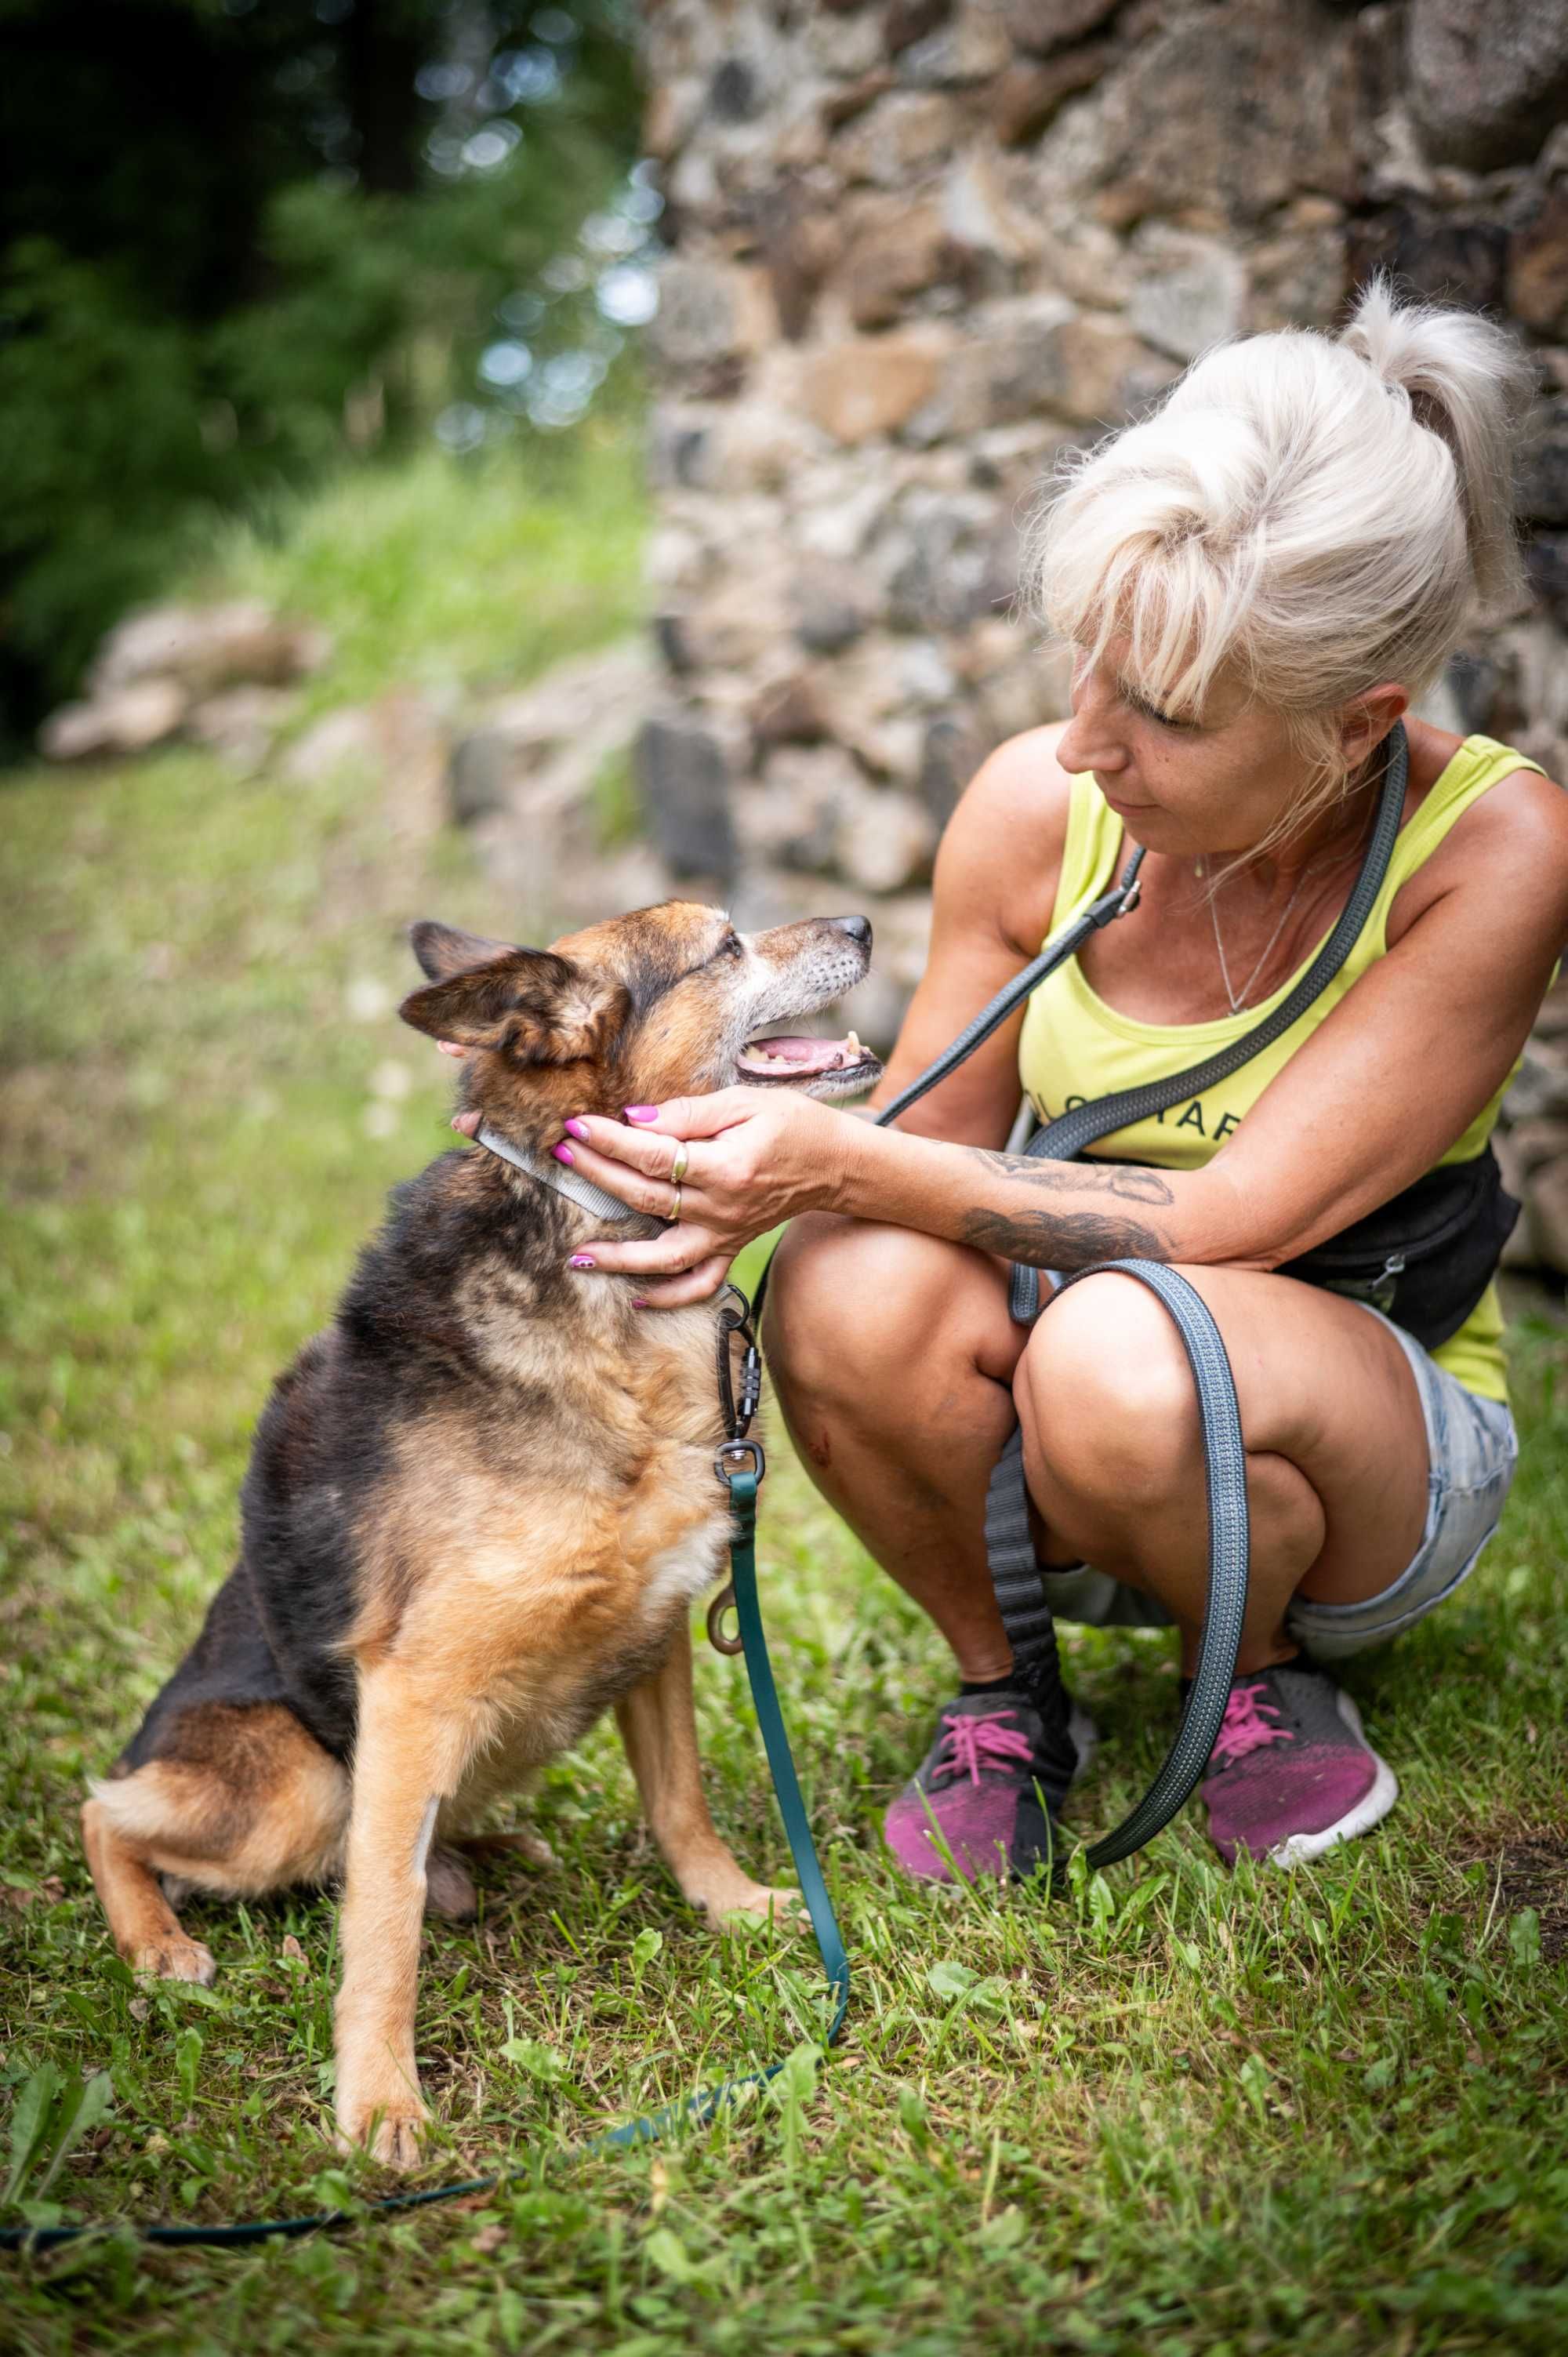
[1197,846,1338,1015]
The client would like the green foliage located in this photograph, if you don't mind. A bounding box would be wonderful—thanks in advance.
[188,431,648,710]
[0,0,643,728]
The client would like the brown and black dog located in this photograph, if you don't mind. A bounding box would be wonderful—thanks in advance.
[82,900,879,2165]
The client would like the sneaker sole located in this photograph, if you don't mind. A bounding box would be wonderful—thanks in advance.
[1263,1691,1399,1869]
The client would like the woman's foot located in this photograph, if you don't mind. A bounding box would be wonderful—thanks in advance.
[1199,1656,1398,1868]
[883,1687,1098,1883]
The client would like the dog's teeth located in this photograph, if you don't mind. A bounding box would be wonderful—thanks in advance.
[847,1029,862,1056]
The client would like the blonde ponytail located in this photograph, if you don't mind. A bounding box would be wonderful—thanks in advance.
[1338,275,1534,619]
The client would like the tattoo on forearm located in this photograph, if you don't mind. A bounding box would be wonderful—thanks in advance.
[962,1149,1175,1208]
[956,1149,1174,1266]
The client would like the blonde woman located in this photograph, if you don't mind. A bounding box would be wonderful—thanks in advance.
[542,284,1568,1874]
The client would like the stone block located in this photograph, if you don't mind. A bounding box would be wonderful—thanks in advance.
[1518,398,1568,527]
[1525,1153,1568,1276]
[941,151,1044,267]
[919,710,989,825]
[1128,227,1248,363]
[1097,0,1364,228]
[877,492,1022,630]
[789,329,953,442]
[836,783,939,892]
[646,259,775,374]
[839,197,953,329]
[1002,0,1120,52]
[634,717,738,883]
[1344,205,1508,316]
[789,558,880,654]
[750,669,833,747]
[1525,534,1568,629]
[1503,1039,1568,1125]
[980,43,1113,145]
[87,601,328,699]
[38,679,187,762]
[834,90,963,185]
[896,5,1014,85]
[1410,0,1568,173]
[1508,185,1568,336]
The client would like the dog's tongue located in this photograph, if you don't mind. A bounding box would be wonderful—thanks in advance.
[739,1033,854,1075]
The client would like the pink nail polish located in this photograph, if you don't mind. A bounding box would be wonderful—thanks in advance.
[569,1255,595,1269]
[631,1297,650,1308]
[564,1117,589,1141]
[624,1106,659,1123]
[553,1143,574,1164]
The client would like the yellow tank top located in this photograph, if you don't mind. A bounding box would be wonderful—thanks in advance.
[1017,736,1544,1404]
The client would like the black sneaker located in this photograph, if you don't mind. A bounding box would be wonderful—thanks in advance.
[882,1686,1098,1884]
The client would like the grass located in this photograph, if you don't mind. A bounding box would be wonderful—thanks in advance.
[184,430,648,718]
[2,492,1566,2349]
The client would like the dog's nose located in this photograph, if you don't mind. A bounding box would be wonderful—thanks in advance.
[828,913,873,950]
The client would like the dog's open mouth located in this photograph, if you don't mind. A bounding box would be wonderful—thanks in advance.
[736,1028,880,1092]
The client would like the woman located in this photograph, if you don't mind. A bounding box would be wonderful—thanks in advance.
[539,284,1568,1875]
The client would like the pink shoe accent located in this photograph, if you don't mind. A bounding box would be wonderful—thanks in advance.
[1200,1663,1396,1869]
[1209,1680,1289,1768]
[935,1710,1034,1785]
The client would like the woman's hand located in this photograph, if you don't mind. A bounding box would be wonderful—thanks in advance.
[555,1088,855,1308]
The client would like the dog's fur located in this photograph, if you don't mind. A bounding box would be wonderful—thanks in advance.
[82,900,878,2166]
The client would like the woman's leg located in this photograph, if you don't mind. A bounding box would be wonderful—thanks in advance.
[768,1226,1432,1872]
[762,1212,1028,1680]
[1012,1265,1430,1676]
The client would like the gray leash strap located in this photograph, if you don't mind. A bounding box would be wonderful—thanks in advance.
[1007,724,1409,1324]
[982,1266,1250,1865]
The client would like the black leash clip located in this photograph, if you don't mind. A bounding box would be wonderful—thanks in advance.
[715,1282,763,1445]
[710,1285,764,1655]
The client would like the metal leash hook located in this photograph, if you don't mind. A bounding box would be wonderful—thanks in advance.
[709,1285,764,1654]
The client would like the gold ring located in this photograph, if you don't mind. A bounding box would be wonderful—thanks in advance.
[669,1183,682,1225]
[670,1139,690,1183]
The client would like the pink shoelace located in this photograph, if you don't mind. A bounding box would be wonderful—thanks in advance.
[935,1709,1034,1786]
[1209,1679,1290,1769]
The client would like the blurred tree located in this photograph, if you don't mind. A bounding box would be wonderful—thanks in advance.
[0,0,643,746]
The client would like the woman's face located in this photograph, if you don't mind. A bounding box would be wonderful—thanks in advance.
[1055,640,1312,860]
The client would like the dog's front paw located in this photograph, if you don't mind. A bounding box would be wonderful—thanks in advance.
[335,2086,431,2171]
[132,1934,216,1985]
[693,1876,808,1929]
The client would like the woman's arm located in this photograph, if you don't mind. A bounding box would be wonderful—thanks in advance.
[830,762,1568,1271]
[564,764,1568,1299]
[859,725,1073,1145]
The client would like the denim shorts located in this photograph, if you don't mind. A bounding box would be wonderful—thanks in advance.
[1033,1303,1519,1661]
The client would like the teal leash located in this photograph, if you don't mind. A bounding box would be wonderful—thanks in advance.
[0,1349,848,2256]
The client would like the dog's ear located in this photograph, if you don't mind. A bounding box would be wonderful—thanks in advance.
[408,921,520,982]
[400,946,626,1063]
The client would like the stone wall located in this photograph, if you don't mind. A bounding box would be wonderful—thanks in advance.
[633,0,1568,1265]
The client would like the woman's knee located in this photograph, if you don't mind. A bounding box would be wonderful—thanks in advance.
[764,1215,1000,1411]
[1017,1271,1200,1514]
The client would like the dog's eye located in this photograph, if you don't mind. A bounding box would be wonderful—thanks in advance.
[716,933,743,958]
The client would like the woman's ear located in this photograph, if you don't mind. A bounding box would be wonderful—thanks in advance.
[1338,682,1410,771]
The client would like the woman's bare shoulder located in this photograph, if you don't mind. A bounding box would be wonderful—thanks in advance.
[1392,738,1568,948]
[935,724,1078,957]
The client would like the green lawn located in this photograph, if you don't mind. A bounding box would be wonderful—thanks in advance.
[2,504,1566,2351]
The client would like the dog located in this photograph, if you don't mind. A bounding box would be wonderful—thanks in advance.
[81,899,880,2165]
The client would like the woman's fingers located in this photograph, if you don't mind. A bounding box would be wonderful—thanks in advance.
[572,1226,720,1277]
[563,1113,699,1183]
[628,1255,733,1309]
[615,1089,771,1141]
[553,1135,700,1220]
